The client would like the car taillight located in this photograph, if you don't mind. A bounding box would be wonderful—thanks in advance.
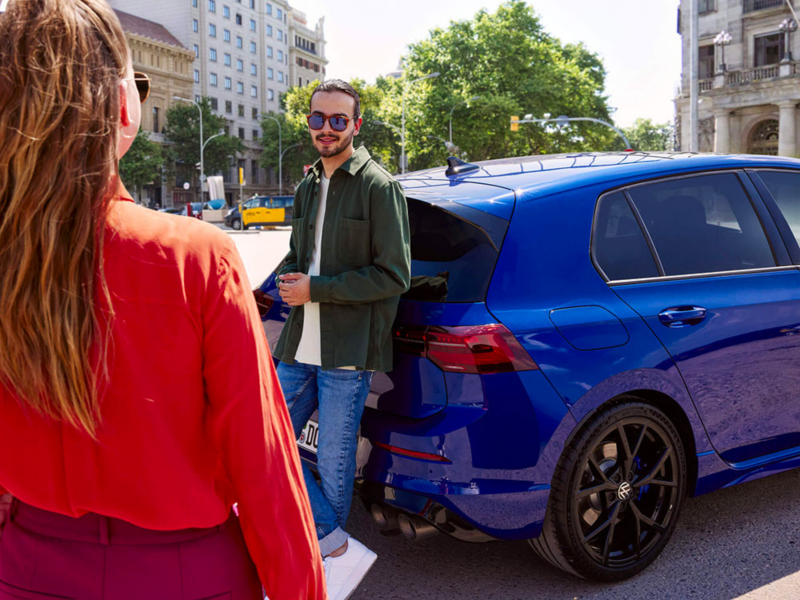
[253,289,274,317]
[392,323,538,374]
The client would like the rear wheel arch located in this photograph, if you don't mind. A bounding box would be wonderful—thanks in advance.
[567,390,699,497]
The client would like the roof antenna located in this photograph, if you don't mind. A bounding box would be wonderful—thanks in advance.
[445,156,479,177]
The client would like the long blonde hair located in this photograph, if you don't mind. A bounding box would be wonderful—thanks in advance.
[0,0,130,436]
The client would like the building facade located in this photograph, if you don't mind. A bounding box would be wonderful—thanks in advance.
[109,0,306,202]
[676,0,800,156]
[115,10,195,207]
[288,9,327,88]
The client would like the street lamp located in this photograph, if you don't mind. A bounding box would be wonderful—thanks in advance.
[401,72,440,174]
[260,114,283,195]
[714,30,732,73]
[780,19,797,63]
[514,114,632,150]
[173,96,205,200]
[427,134,456,153]
[449,95,481,147]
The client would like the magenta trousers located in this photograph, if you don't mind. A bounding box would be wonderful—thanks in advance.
[0,500,262,599]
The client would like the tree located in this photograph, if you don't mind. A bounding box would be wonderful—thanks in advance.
[623,118,674,152]
[163,97,244,192]
[119,129,163,204]
[391,0,619,170]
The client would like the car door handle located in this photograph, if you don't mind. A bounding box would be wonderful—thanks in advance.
[658,307,707,328]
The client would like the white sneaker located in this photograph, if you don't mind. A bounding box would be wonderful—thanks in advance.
[323,537,377,600]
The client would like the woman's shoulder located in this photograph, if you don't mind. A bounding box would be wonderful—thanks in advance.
[106,202,237,273]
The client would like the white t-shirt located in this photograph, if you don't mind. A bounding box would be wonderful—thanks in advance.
[294,175,329,366]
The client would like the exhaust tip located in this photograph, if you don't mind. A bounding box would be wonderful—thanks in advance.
[397,513,438,541]
[370,503,388,528]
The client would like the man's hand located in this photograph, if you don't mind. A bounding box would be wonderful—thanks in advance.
[0,494,12,542]
[278,273,312,306]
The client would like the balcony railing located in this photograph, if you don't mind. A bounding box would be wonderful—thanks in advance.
[725,64,781,84]
[743,0,788,14]
[699,79,715,91]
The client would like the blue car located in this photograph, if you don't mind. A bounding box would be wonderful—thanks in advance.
[257,152,800,581]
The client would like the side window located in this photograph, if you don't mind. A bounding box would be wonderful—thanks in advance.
[628,173,775,277]
[758,171,800,248]
[244,198,259,209]
[593,192,659,281]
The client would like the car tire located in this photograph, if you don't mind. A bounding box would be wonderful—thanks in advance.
[530,399,687,581]
[232,219,242,231]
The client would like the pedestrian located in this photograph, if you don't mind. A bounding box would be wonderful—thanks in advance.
[274,79,411,600]
[0,1,324,598]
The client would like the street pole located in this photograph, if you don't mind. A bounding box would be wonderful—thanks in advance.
[690,0,699,152]
[261,114,282,195]
[401,72,440,174]
[173,96,204,200]
[449,95,481,147]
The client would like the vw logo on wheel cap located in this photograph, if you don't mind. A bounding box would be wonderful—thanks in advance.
[617,481,633,501]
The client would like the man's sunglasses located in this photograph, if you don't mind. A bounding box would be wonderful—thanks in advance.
[306,113,353,132]
[133,71,151,104]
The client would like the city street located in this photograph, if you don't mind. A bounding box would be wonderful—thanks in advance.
[228,228,800,600]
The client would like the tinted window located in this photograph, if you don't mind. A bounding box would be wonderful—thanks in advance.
[593,192,659,281]
[758,171,800,248]
[628,173,774,276]
[404,199,504,303]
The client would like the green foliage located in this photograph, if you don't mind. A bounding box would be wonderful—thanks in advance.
[163,97,245,187]
[262,0,619,181]
[119,129,163,202]
[622,118,674,152]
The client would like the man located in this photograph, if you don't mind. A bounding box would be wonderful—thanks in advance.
[274,80,411,600]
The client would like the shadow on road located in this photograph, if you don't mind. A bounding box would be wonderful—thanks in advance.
[349,468,800,600]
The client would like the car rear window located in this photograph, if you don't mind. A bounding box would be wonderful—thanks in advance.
[403,199,505,303]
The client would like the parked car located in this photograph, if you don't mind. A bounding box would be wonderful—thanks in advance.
[256,152,800,581]
[224,196,293,230]
[158,207,181,215]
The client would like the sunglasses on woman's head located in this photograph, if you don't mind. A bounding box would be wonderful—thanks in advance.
[306,113,352,132]
[133,72,151,104]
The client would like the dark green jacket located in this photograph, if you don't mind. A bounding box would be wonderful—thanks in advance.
[273,146,411,372]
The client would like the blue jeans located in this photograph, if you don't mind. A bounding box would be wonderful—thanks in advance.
[277,361,374,557]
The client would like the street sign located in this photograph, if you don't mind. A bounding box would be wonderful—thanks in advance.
[183,182,190,190]
[239,168,245,186]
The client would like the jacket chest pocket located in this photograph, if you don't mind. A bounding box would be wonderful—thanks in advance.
[337,217,371,267]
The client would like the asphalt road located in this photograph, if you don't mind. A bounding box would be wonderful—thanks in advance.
[229,228,800,600]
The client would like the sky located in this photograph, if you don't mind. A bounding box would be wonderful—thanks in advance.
[293,0,683,128]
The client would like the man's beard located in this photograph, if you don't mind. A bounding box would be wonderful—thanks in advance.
[314,129,355,158]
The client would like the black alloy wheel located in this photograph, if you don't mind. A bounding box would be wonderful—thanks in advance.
[530,400,687,581]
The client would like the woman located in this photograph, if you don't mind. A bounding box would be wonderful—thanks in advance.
[0,1,325,598]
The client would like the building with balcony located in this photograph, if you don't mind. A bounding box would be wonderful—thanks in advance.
[109,0,308,202]
[676,0,800,155]
[115,10,195,207]
[288,9,327,88]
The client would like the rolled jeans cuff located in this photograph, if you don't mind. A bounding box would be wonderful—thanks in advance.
[318,526,349,557]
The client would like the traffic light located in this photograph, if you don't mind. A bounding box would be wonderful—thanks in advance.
[510,116,519,132]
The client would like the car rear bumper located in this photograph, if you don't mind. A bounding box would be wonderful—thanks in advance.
[346,369,573,541]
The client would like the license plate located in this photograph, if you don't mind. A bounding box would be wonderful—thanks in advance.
[298,419,319,454]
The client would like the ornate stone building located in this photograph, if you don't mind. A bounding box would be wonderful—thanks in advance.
[288,9,327,88]
[115,10,195,206]
[675,0,800,156]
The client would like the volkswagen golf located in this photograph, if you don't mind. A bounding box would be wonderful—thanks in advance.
[256,152,800,581]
